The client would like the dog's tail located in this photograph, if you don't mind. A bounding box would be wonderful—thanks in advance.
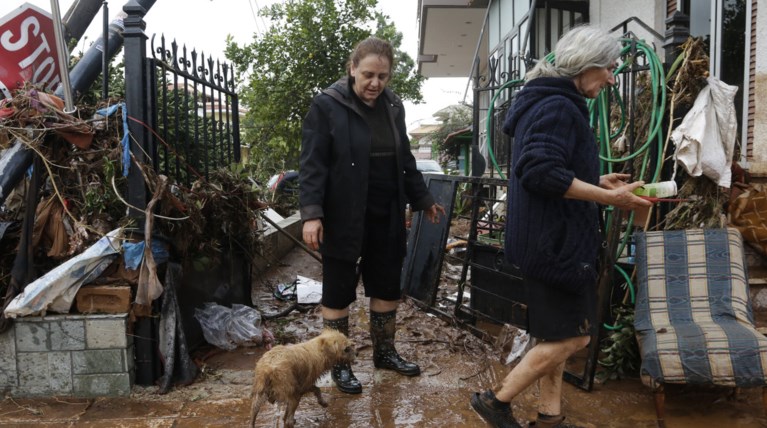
[249,378,270,427]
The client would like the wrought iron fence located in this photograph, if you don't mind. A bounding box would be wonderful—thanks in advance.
[147,35,241,187]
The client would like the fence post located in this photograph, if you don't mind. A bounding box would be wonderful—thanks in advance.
[123,0,149,218]
[664,11,690,66]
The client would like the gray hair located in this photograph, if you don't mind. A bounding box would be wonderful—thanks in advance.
[526,25,621,80]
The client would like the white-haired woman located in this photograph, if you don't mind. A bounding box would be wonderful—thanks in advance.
[470,26,651,428]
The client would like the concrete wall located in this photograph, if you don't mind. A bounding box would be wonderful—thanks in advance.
[252,212,303,274]
[0,314,133,397]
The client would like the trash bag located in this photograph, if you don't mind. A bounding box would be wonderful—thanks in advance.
[158,262,198,393]
[193,302,270,351]
[505,330,532,365]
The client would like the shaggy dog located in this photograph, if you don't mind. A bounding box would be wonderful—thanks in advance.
[249,329,355,427]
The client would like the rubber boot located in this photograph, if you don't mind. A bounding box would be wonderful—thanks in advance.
[324,316,362,394]
[370,310,420,376]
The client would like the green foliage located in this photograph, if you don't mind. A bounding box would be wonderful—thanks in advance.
[425,104,473,162]
[598,305,640,382]
[226,0,425,183]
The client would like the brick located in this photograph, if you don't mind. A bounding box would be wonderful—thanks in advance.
[0,328,17,389]
[76,286,131,314]
[73,373,131,397]
[72,349,125,375]
[15,321,50,352]
[49,319,85,351]
[85,316,128,349]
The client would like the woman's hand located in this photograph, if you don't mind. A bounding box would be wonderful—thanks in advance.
[302,219,323,251]
[607,181,654,210]
[599,173,630,190]
[424,203,447,224]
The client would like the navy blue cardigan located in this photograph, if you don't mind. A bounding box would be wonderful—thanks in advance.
[503,77,602,294]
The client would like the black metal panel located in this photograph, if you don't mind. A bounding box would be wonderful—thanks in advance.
[469,244,527,327]
[401,176,456,305]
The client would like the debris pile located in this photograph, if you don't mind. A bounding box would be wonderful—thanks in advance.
[0,88,268,325]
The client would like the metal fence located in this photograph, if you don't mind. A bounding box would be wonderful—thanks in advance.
[122,4,241,200]
[147,35,240,186]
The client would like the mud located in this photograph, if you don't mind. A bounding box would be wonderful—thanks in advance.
[2,246,767,427]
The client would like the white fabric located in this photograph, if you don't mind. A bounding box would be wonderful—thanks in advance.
[671,76,739,188]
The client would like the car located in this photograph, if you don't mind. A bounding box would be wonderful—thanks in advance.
[267,170,299,196]
[416,159,444,176]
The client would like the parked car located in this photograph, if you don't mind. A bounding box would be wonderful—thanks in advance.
[267,170,299,196]
[416,159,444,176]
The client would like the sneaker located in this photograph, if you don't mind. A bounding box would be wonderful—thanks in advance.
[470,390,522,428]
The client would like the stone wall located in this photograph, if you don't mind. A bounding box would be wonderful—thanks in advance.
[0,314,133,397]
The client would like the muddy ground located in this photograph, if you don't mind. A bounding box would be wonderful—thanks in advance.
[1,246,766,427]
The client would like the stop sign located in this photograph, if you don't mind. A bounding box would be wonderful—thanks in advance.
[0,3,62,99]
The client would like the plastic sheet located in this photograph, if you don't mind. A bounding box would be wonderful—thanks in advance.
[3,228,123,318]
[193,302,271,351]
[158,263,198,393]
[505,330,532,365]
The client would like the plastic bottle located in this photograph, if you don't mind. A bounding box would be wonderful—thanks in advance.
[632,181,677,198]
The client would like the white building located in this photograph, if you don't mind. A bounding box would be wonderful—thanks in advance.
[417,0,763,174]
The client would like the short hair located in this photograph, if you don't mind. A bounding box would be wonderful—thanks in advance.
[526,25,621,80]
[346,37,394,76]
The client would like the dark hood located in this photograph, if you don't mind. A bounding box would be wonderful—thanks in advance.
[503,77,587,137]
[323,76,401,110]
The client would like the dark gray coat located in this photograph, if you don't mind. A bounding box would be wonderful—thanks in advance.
[299,77,434,262]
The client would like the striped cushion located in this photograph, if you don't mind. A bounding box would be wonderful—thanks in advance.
[634,228,767,387]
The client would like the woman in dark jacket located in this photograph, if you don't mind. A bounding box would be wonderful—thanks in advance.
[299,37,444,395]
[470,26,651,427]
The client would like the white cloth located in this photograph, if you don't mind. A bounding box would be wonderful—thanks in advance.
[671,76,739,188]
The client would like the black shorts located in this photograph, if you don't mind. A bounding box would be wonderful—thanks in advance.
[321,214,404,309]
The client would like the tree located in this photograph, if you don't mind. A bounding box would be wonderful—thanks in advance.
[226,0,424,182]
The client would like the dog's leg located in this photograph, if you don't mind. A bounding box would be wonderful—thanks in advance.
[283,397,300,428]
[249,391,268,427]
[311,385,328,407]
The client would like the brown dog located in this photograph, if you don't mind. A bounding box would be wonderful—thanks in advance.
[249,329,355,427]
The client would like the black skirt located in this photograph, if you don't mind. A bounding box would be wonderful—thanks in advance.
[525,275,597,341]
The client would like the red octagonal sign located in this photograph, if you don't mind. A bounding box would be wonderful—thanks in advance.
[0,3,62,99]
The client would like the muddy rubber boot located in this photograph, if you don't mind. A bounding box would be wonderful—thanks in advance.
[323,317,362,394]
[370,309,420,376]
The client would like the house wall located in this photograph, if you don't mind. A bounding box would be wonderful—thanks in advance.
[590,0,667,48]
[752,0,767,171]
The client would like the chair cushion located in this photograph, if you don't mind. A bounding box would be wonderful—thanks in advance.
[634,228,767,387]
